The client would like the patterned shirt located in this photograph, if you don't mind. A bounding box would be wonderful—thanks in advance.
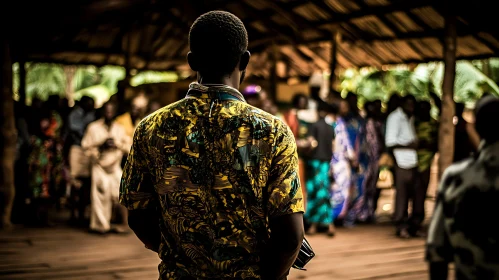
[120,83,304,279]
[426,141,499,279]
[415,118,438,172]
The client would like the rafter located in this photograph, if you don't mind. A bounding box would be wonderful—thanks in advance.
[312,0,433,28]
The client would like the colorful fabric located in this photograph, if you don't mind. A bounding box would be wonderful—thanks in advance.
[120,83,304,279]
[364,118,384,219]
[416,119,438,172]
[304,160,332,225]
[344,115,369,223]
[331,118,354,220]
[28,112,64,199]
[426,141,499,279]
[115,112,140,139]
[331,115,369,223]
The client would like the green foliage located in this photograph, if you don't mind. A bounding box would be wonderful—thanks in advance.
[12,63,178,105]
[130,71,178,86]
[340,61,499,108]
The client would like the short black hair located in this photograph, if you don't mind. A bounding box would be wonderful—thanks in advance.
[189,11,248,76]
[291,93,308,108]
[475,95,499,142]
[402,94,416,104]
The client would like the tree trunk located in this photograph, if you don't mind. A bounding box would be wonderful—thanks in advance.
[18,59,26,106]
[329,30,339,94]
[0,39,17,229]
[269,41,278,102]
[64,65,76,107]
[438,9,457,180]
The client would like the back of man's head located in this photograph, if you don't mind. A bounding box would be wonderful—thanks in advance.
[188,11,248,77]
[475,95,499,143]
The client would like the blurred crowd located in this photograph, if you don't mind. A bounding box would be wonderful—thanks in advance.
[10,82,484,239]
[243,84,482,239]
[12,93,161,233]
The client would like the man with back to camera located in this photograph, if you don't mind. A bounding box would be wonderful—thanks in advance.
[120,11,305,280]
[426,95,499,279]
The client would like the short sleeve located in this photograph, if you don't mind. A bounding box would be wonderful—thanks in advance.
[266,122,304,218]
[426,171,453,263]
[385,112,399,148]
[120,122,157,210]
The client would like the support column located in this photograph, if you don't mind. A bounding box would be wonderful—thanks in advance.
[438,4,457,179]
[18,57,26,106]
[329,30,339,95]
[269,41,278,102]
[0,39,17,229]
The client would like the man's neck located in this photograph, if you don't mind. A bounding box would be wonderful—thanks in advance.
[104,119,113,127]
[198,75,239,89]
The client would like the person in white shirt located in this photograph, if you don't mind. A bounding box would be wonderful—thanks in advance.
[82,102,132,234]
[385,95,419,238]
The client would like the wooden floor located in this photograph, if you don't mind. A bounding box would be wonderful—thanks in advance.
[0,161,442,280]
[0,222,440,280]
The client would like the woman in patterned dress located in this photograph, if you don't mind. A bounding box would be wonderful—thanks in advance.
[331,100,355,223]
[363,100,385,222]
[27,109,64,225]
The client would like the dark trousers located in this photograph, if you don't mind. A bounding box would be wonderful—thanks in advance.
[413,168,431,227]
[393,165,430,231]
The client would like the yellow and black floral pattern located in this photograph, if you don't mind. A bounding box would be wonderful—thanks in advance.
[120,83,304,279]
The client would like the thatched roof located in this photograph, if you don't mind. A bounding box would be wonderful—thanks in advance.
[8,0,499,79]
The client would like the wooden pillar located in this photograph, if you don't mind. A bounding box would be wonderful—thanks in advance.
[438,5,457,179]
[0,39,17,229]
[269,42,278,102]
[118,31,132,112]
[18,58,26,106]
[329,30,339,94]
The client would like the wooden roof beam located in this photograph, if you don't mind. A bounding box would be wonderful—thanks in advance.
[240,1,301,44]
[355,53,499,68]
[312,0,433,28]
[353,0,426,60]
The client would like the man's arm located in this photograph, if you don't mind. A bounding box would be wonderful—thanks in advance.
[128,209,161,252]
[120,122,160,252]
[426,169,453,279]
[261,123,305,280]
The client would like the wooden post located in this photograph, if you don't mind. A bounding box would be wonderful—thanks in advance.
[0,39,17,229]
[438,5,457,179]
[329,30,339,94]
[18,58,26,106]
[269,41,278,102]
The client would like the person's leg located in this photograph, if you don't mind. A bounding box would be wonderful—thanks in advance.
[89,166,112,233]
[393,165,411,237]
[305,161,319,235]
[411,168,431,235]
[373,188,382,217]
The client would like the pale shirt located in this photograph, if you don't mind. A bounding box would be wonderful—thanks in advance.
[385,107,418,169]
[81,119,132,173]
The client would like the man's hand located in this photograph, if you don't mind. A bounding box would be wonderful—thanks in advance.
[261,213,304,280]
[128,209,161,254]
[100,138,117,151]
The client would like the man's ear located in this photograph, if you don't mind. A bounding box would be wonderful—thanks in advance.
[187,52,198,71]
[239,50,251,71]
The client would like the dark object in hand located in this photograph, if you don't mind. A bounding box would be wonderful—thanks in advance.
[100,138,116,151]
[292,237,315,270]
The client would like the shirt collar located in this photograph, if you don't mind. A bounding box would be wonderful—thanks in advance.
[186,82,246,102]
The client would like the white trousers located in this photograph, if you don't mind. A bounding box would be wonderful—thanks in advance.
[89,164,121,232]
